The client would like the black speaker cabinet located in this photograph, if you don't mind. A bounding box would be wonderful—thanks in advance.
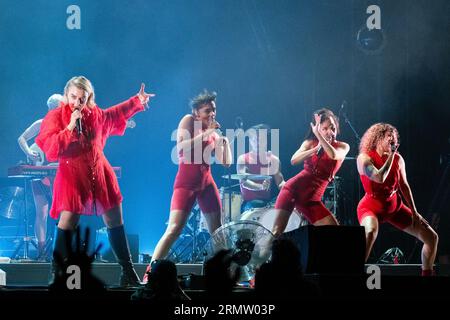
[101,234,140,263]
[280,225,366,275]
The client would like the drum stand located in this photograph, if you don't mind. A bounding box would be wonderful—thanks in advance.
[221,168,240,224]
[330,178,338,217]
[11,178,38,261]
[185,205,210,263]
[190,206,201,262]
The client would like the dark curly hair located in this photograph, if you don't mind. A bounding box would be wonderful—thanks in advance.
[189,89,217,113]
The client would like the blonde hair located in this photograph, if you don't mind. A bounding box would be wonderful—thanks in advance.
[47,93,63,110]
[359,123,399,154]
[64,76,96,107]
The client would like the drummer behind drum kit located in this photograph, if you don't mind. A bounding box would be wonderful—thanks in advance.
[220,173,311,232]
[168,172,343,263]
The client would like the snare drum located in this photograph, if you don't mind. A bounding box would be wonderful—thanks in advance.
[240,206,308,233]
[221,191,243,223]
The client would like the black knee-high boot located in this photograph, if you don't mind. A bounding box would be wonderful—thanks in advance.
[49,227,73,285]
[107,225,141,287]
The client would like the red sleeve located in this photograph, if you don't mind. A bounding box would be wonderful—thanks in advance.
[35,109,77,162]
[103,96,145,137]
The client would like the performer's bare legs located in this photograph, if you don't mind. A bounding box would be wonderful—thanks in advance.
[151,210,190,262]
[272,208,338,237]
[403,214,439,271]
[151,209,221,262]
[31,181,49,258]
[360,216,379,262]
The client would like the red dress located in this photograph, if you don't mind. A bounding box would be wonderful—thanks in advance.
[275,141,343,223]
[357,150,413,229]
[36,96,145,218]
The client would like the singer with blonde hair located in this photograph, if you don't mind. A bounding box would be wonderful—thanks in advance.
[36,76,155,287]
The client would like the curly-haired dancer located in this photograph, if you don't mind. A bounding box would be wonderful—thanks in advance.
[357,123,438,275]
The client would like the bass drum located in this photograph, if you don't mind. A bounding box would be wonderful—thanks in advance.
[240,207,308,233]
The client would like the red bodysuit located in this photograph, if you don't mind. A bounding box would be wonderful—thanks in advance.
[275,141,343,223]
[170,132,221,213]
[36,96,145,218]
[357,150,412,230]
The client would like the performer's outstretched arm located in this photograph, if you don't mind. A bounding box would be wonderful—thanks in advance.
[103,83,155,136]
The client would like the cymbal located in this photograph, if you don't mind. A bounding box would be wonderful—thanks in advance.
[222,173,272,181]
[0,186,24,219]
[219,183,241,190]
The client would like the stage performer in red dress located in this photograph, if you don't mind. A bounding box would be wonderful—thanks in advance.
[357,123,438,275]
[272,108,349,236]
[143,90,232,282]
[36,76,155,287]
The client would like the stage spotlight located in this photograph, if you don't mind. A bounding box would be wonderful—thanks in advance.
[356,25,386,54]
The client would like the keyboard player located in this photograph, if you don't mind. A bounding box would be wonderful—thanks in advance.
[17,93,63,260]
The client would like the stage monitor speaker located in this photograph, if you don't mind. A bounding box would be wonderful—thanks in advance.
[280,225,366,275]
[95,229,140,263]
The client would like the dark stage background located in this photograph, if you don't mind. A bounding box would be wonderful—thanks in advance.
[0,0,449,262]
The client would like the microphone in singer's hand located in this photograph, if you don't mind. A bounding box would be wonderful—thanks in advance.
[76,118,82,135]
[74,108,82,135]
[390,142,397,152]
[316,145,323,156]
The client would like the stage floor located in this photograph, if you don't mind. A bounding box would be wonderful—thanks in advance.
[1,262,450,286]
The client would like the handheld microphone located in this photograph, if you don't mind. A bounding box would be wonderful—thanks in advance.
[390,142,397,152]
[316,145,323,156]
[76,118,82,135]
[72,106,83,135]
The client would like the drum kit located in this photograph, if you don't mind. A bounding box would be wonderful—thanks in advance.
[168,172,341,263]
[220,173,309,232]
[0,185,40,260]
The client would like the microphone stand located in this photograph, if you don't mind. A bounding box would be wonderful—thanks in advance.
[339,104,361,226]
[340,109,361,143]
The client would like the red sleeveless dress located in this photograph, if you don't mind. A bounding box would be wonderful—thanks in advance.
[170,131,221,213]
[357,150,413,230]
[275,141,343,223]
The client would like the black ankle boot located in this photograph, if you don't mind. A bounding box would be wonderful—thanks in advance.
[107,225,141,287]
[48,228,73,286]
